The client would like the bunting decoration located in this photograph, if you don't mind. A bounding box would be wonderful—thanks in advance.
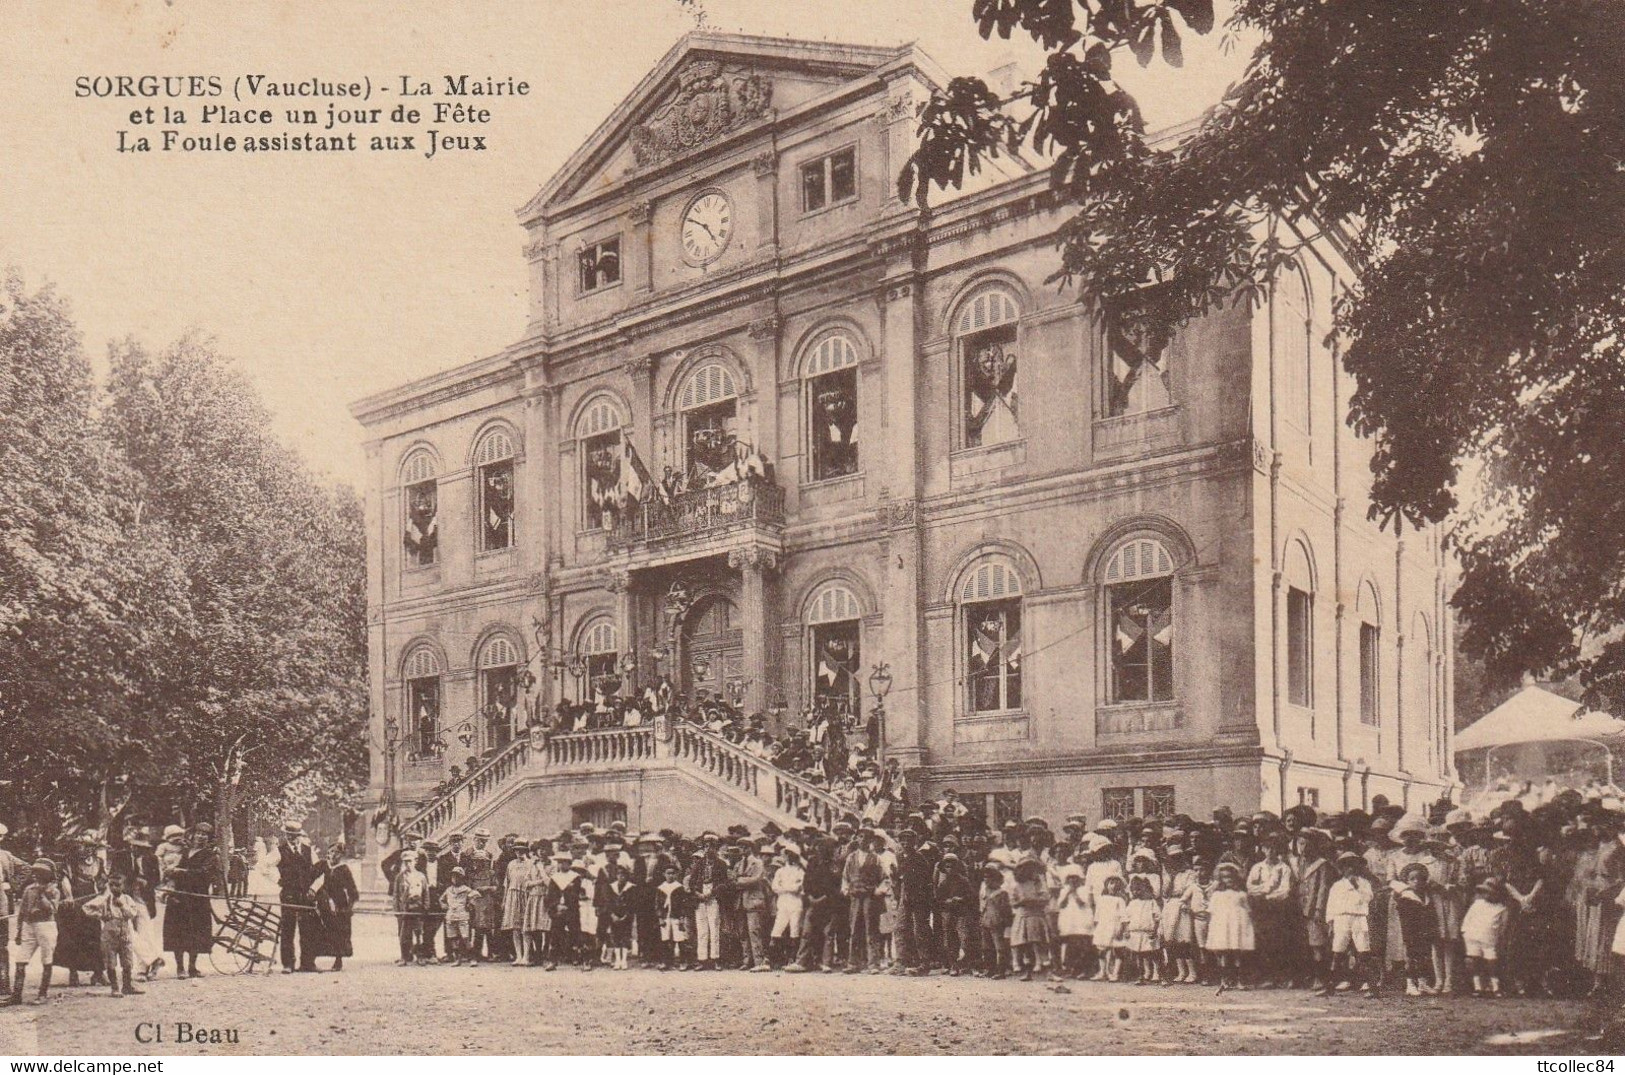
[1105,288,1174,416]
[585,439,622,527]
[964,335,1020,446]
[403,482,438,564]
[482,464,514,547]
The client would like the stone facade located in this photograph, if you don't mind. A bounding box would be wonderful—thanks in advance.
[351,33,1459,845]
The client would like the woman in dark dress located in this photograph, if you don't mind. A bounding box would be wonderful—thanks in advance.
[55,837,107,985]
[314,843,359,970]
[162,824,220,977]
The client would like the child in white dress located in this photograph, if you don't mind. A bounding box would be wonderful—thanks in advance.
[1204,862,1255,992]
[1092,875,1128,982]
[1055,859,1095,979]
[1124,874,1163,984]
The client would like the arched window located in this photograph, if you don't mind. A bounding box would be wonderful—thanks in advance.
[1104,538,1175,704]
[473,427,516,551]
[400,449,439,567]
[579,617,621,697]
[677,362,740,485]
[806,583,862,718]
[403,645,442,758]
[476,633,521,751]
[1357,581,1381,727]
[961,558,1024,714]
[804,334,860,482]
[1284,539,1315,709]
[955,286,1021,449]
[1413,612,1435,755]
[577,397,626,532]
[1275,265,1312,432]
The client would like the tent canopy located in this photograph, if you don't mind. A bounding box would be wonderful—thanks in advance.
[1455,683,1625,752]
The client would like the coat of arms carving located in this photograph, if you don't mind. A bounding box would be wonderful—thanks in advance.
[631,60,773,167]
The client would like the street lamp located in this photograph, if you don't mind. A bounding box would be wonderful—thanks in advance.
[567,656,588,702]
[868,663,893,763]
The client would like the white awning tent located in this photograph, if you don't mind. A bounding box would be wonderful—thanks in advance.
[1454,684,1625,752]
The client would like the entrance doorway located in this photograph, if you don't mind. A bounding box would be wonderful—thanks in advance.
[681,594,743,703]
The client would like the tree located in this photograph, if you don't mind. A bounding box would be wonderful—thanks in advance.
[0,272,192,845]
[102,334,367,865]
[902,0,1625,699]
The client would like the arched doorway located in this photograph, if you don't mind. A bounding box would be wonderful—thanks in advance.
[681,594,743,702]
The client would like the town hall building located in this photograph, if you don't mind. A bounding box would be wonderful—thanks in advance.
[351,32,1459,848]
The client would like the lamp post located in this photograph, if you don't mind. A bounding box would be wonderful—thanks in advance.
[382,713,403,803]
[868,662,894,765]
[567,656,587,703]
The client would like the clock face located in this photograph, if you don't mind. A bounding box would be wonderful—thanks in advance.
[681,191,733,264]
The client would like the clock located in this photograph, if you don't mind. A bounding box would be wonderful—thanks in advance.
[681,190,733,264]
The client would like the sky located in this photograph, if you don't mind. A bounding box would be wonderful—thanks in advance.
[0,1,1249,490]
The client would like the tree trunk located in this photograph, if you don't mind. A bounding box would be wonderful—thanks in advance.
[215,780,238,879]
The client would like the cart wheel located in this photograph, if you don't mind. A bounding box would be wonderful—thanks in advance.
[210,946,254,975]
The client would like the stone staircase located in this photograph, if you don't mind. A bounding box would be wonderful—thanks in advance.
[399,721,848,845]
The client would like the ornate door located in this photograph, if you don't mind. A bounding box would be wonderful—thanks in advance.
[681,594,743,702]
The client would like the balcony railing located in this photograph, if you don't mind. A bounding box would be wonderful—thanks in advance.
[606,477,785,549]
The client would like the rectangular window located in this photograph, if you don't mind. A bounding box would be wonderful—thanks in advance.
[582,432,622,531]
[963,324,1019,448]
[1108,577,1174,703]
[966,599,1022,714]
[1359,623,1380,725]
[407,677,441,758]
[992,791,1024,831]
[1102,787,1136,821]
[1103,786,1176,820]
[800,147,857,213]
[404,480,438,566]
[811,620,860,719]
[1287,587,1313,707]
[1103,291,1174,418]
[480,666,518,751]
[578,237,621,293]
[809,366,859,481]
[478,460,515,551]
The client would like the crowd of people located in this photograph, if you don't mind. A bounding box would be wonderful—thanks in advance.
[0,820,358,1007]
[386,787,1625,1000]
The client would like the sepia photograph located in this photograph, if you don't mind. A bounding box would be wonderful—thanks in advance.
[1,0,1622,1061]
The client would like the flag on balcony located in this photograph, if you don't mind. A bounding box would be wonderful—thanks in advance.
[622,435,656,503]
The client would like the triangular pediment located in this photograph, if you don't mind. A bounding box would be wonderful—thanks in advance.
[519,32,914,222]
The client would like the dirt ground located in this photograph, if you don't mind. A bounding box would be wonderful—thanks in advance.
[0,916,1608,1056]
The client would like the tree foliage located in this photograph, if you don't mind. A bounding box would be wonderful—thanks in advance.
[903,0,1625,698]
[0,273,366,851]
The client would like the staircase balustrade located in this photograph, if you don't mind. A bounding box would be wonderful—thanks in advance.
[402,722,847,841]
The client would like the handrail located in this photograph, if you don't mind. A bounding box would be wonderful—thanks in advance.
[402,722,846,841]
[547,726,655,766]
[670,723,845,832]
[607,476,786,548]
[401,734,531,840]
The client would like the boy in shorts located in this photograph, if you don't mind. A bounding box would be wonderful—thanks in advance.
[1319,851,1377,997]
[442,867,475,965]
[7,861,62,1006]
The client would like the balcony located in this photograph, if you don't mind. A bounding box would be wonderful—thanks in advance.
[606,476,785,552]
